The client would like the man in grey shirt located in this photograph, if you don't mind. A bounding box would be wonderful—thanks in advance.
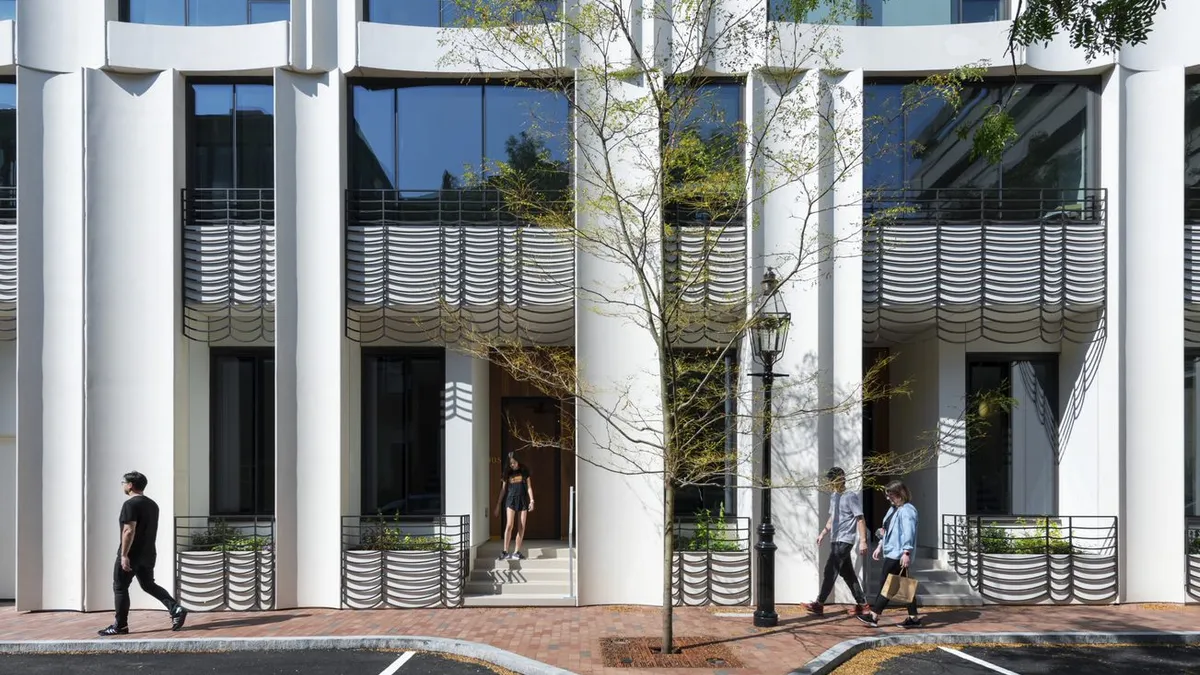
[804,466,868,616]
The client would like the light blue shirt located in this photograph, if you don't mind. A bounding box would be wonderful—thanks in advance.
[881,503,918,560]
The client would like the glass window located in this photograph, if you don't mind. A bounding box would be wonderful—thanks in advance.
[122,0,287,25]
[1187,79,1200,194]
[362,351,446,516]
[770,0,1004,25]
[349,83,569,191]
[864,79,1094,193]
[189,82,274,189]
[673,349,739,517]
[1187,357,1200,517]
[0,0,16,21]
[211,352,275,516]
[365,0,559,26]
[0,82,14,189]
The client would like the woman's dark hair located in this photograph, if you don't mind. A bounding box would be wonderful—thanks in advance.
[883,480,910,504]
[123,471,148,491]
[503,453,526,479]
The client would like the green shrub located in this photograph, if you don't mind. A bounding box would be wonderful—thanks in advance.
[676,505,743,553]
[971,518,1078,555]
[188,520,272,552]
[1188,534,1200,556]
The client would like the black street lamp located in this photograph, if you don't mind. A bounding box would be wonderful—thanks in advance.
[749,267,791,628]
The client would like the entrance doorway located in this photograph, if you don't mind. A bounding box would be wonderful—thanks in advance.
[500,397,562,540]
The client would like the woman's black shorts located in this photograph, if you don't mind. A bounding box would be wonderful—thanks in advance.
[504,491,530,512]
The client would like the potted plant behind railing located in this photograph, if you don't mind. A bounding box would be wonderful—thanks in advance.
[342,513,458,610]
[970,517,1116,605]
[671,506,750,607]
[177,519,274,611]
[1187,531,1200,602]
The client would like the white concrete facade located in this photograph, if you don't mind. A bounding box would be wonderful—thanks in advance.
[4,0,1200,609]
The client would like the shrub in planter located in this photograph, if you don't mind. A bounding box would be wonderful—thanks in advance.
[675,505,744,553]
[178,520,274,611]
[1189,534,1200,556]
[188,519,273,553]
[973,518,1078,555]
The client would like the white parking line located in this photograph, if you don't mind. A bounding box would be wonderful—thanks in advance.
[937,646,1022,674]
[378,651,416,675]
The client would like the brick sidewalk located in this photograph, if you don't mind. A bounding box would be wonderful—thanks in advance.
[1,603,1198,675]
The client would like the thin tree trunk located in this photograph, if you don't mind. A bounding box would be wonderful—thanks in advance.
[662,472,675,654]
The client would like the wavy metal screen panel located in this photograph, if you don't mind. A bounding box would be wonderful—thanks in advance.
[345,189,575,345]
[664,206,748,347]
[864,189,1107,345]
[0,187,15,341]
[182,188,276,343]
[1185,191,1200,346]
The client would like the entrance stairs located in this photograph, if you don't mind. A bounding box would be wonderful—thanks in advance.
[464,540,576,607]
[874,549,982,607]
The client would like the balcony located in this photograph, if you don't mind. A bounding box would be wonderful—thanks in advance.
[345,189,575,345]
[182,188,276,343]
[863,188,1107,345]
[0,186,13,341]
[1186,189,1200,345]
[664,205,748,347]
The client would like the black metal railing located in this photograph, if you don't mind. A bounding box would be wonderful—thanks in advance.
[182,188,275,343]
[340,514,470,609]
[346,188,574,345]
[664,204,748,347]
[1184,189,1200,345]
[942,514,1118,604]
[1187,516,1200,602]
[174,516,275,611]
[0,186,14,341]
[671,515,751,606]
[864,188,1107,345]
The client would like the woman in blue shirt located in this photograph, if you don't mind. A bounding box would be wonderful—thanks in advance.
[858,480,921,628]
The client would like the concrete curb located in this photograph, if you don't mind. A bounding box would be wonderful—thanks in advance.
[0,635,579,675]
[790,630,1200,674]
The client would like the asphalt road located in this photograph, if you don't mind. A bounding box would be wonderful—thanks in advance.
[867,644,1200,674]
[0,650,509,675]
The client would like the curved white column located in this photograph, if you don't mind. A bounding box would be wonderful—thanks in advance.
[1120,66,1186,603]
[81,69,184,611]
[273,69,347,608]
[574,75,664,606]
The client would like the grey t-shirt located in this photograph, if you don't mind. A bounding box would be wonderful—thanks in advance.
[829,490,864,545]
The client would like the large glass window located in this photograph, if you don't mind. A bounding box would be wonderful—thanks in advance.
[349,82,569,191]
[362,351,446,516]
[672,349,739,517]
[1187,356,1200,517]
[664,80,744,213]
[121,0,288,25]
[1187,78,1200,204]
[211,351,275,516]
[189,82,274,189]
[865,79,1096,193]
[0,82,14,189]
[0,1,14,22]
[365,0,559,27]
[769,0,1004,24]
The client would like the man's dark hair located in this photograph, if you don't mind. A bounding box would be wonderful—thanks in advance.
[123,471,148,492]
[825,467,846,481]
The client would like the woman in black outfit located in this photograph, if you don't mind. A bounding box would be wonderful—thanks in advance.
[494,452,536,560]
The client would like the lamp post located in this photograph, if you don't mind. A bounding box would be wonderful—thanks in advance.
[750,268,790,629]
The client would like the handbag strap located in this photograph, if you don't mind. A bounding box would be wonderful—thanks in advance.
[898,565,909,578]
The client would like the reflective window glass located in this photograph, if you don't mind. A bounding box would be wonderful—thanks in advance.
[189,83,274,189]
[123,0,287,25]
[0,83,14,188]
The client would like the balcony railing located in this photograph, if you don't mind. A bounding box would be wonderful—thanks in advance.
[341,514,470,609]
[174,516,275,612]
[943,514,1119,605]
[1188,516,1200,602]
[0,186,14,341]
[672,515,751,606]
[864,188,1107,345]
[182,188,276,343]
[664,205,748,347]
[345,189,575,345]
[1185,189,1200,345]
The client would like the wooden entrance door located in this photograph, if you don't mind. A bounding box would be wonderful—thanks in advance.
[501,397,561,540]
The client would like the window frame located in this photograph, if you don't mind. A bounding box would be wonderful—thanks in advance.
[119,0,290,25]
[208,347,276,517]
[670,347,740,517]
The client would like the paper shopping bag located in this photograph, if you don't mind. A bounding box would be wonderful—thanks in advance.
[882,567,918,604]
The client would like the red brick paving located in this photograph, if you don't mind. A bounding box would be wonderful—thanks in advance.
[1,603,1198,674]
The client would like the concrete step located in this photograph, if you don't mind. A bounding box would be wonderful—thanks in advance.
[470,568,571,584]
[475,541,572,560]
[466,580,571,596]
[464,594,577,607]
[471,556,572,571]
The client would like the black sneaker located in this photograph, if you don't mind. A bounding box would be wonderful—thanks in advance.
[171,606,188,632]
[98,624,129,637]
[803,602,824,616]
[856,614,879,628]
[497,550,508,560]
[900,616,922,629]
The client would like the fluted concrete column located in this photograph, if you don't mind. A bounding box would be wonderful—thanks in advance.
[1120,65,1185,603]
[82,69,184,611]
[274,69,347,608]
[445,352,491,548]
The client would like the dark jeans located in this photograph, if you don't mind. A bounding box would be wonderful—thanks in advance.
[870,556,919,616]
[816,541,866,605]
[113,558,178,627]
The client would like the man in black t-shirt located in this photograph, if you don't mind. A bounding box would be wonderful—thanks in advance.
[98,471,189,636]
